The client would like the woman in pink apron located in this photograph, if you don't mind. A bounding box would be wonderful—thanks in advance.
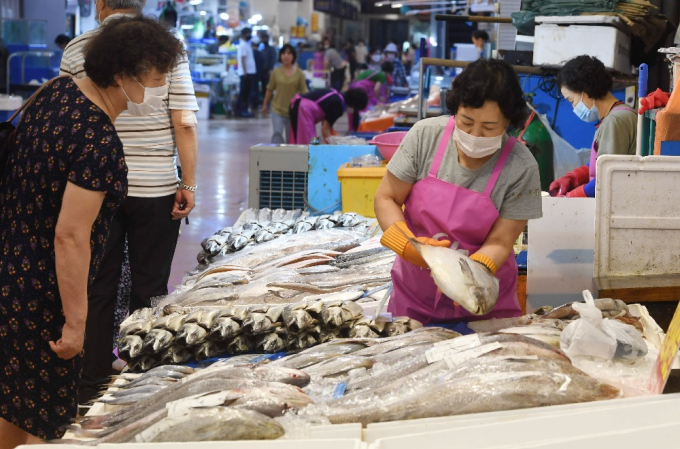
[549,55,637,198]
[374,58,543,324]
[289,88,368,145]
[347,63,394,131]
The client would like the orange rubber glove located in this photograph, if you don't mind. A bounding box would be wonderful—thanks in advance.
[470,253,498,276]
[381,221,451,268]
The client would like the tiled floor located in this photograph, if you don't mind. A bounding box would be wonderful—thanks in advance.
[168,117,267,288]
[168,113,350,289]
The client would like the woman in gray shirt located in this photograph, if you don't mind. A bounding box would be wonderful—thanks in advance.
[375,59,542,324]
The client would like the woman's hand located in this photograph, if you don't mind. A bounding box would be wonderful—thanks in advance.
[261,104,268,117]
[49,321,85,360]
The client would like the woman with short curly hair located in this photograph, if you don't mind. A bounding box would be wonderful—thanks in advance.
[374,58,542,324]
[0,16,184,448]
[550,55,637,198]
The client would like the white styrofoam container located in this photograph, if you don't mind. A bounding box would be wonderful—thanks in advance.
[196,96,210,120]
[369,394,680,449]
[533,24,631,73]
[0,94,22,111]
[595,155,680,278]
[526,197,596,309]
[489,422,680,449]
[364,393,680,444]
[22,441,364,449]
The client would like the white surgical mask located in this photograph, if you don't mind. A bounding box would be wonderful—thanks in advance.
[371,54,382,63]
[121,81,168,116]
[453,125,503,159]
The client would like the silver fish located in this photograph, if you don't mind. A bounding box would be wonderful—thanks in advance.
[255,332,287,353]
[194,339,229,361]
[128,355,160,373]
[176,322,209,347]
[321,300,364,330]
[142,329,175,354]
[243,305,284,335]
[151,314,186,333]
[406,236,499,315]
[228,335,254,354]
[282,301,320,334]
[161,346,194,365]
[120,319,153,337]
[140,407,284,442]
[211,316,243,341]
[303,354,375,378]
[118,335,144,361]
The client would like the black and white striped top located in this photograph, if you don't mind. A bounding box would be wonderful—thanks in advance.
[59,14,199,198]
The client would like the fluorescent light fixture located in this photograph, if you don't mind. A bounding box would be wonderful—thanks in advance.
[188,0,202,5]
[429,36,437,47]
[200,10,207,16]
[219,13,229,20]
[252,14,262,21]
[181,24,194,29]
[435,76,443,81]
[375,2,383,6]
[392,3,403,7]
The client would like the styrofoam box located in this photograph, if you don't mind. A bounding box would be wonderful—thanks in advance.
[363,393,680,444]
[196,96,210,120]
[22,441,364,449]
[595,155,680,278]
[369,393,680,449]
[533,24,631,74]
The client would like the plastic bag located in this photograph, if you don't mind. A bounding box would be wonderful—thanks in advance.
[601,318,648,361]
[530,106,589,178]
[560,291,616,360]
[561,291,647,361]
[349,154,381,167]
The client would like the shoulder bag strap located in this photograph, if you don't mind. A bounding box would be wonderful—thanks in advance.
[7,75,69,124]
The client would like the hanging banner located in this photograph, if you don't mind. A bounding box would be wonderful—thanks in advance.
[311,13,319,33]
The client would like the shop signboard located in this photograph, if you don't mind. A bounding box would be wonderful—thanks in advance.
[314,0,332,13]
[648,302,680,394]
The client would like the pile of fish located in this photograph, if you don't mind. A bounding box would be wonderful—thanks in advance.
[171,228,393,307]
[118,293,421,373]
[198,208,371,265]
[64,363,313,444]
[78,326,622,444]
[291,327,621,425]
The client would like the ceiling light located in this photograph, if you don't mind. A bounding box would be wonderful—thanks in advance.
[392,3,403,7]
[189,0,202,5]
[220,13,229,20]
[200,10,207,16]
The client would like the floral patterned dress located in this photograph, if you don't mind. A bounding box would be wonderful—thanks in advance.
[0,77,127,439]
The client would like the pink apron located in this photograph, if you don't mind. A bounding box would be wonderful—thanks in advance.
[347,71,388,131]
[589,104,636,180]
[388,116,521,324]
[289,90,342,145]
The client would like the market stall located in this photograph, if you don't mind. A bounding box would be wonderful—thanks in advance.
[33,198,679,447]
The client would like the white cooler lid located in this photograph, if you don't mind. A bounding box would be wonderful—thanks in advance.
[0,94,23,111]
[535,15,628,33]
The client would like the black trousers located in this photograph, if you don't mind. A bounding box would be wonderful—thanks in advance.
[330,67,345,92]
[78,194,181,403]
[237,73,257,114]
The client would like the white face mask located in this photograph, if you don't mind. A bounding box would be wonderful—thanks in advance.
[371,54,382,63]
[453,125,503,159]
[121,81,168,116]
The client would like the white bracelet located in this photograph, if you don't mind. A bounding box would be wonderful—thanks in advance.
[179,182,197,192]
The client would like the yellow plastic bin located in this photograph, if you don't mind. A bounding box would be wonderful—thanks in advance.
[337,163,387,218]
